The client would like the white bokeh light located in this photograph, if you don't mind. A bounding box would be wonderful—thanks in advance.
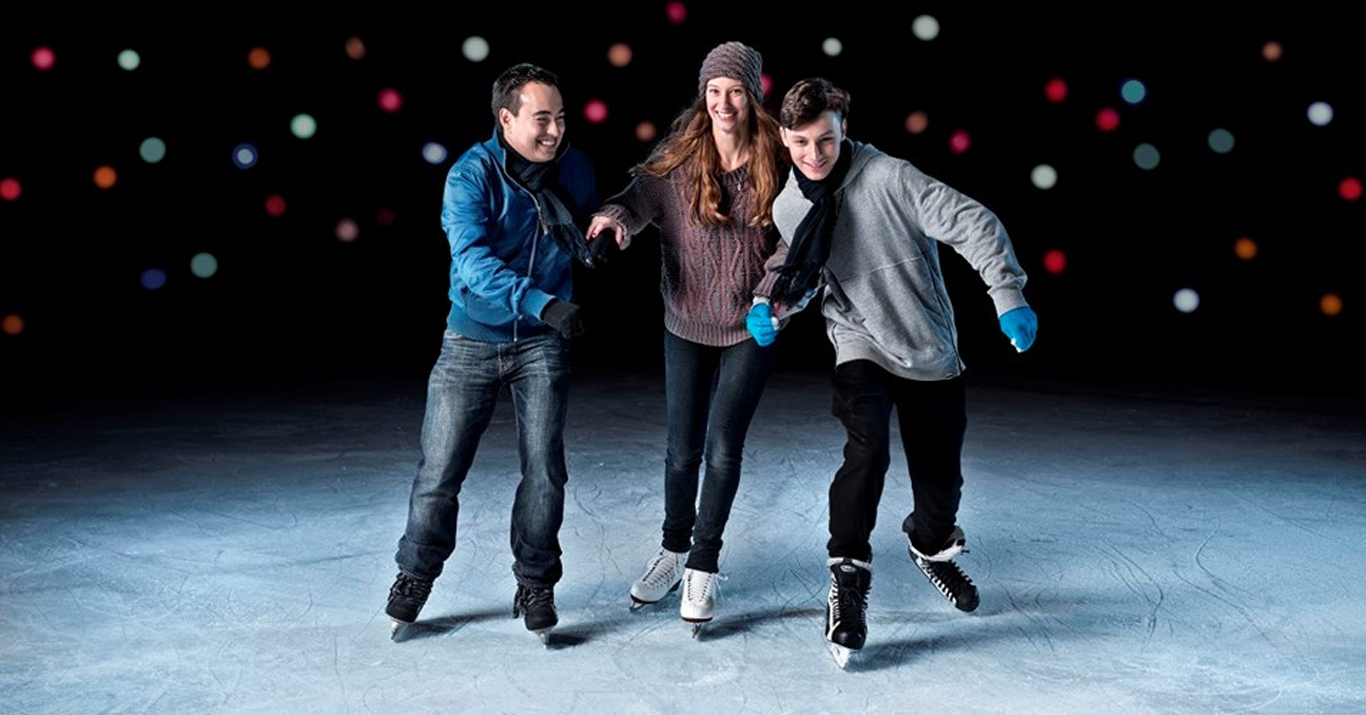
[1173,288,1200,313]
[422,142,449,165]
[462,36,490,63]
[912,15,940,40]
[1307,101,1334,126]
[1030,164,1058,190]
[821,38,843,57]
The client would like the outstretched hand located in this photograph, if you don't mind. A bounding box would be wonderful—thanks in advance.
[999,306,1037,352]
[746,302,779,347]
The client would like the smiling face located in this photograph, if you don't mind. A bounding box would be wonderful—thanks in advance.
[705,77,751,137]
[781,110,845,181]
[499,81,565,163]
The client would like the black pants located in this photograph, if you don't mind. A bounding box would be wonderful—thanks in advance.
[827,360,967,563]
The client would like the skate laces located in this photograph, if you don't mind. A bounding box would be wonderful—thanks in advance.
[829,572,868,629]
[640,549,683,589]
[920,559,974,601]
[683,569,722,604]
[516,585,555,611]
[390,572,432,601]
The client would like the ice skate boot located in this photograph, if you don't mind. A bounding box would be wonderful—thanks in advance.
[513,584,558,646]
[628,547,686,611]
[385,571,433,640]
[908,526,979,612]
[679,567,721,638]
[825,557,872,669]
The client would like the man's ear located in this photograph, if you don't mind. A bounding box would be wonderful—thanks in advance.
[780,127,791,147]
[499,107,513,131]
[840,119,848,135]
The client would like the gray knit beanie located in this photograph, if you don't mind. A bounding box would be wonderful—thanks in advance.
[697,41,764,101]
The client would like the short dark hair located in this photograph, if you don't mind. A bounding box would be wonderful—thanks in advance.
[779,77,851,129]
[491,63,560,120]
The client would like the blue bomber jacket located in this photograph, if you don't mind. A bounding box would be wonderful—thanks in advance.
[439,130,598,342]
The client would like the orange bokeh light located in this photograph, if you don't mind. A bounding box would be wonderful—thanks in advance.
[1320,293,1343,317]
[248,47,271,70]
[1234,237,1257,260]
[94,165,117,189]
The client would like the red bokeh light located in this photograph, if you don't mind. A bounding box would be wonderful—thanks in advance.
[1043,249,1067,274]
[1045,78,1067,103]
[1095,107,1120,132]
[1339,176,1362,201]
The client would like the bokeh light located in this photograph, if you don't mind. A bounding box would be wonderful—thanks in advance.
[904,111,928,134]
[1173,288,1200,313]
[1262,41,1282,61]
[636,121,657,142]
[1133,143,1161,170]
[1045,78,1067,103]
[1307,101,1333,126]
[422,141,449,165]
[247,47,271,70]
[822,38,843,57]
[1,178,21,201]
[140,268,167,290]
[1096,107,1120,132]
[117,49,140,71]
[1320,293,1343,317]
[1030,164,1058,190]
[139,137,167,163]
[345,36,366,60]
[1120,79,1147,105]
[462,36,490,62]
[378,88,403,113]
[1338,176,1362,201]
[376,208,397,226]
[760,74,772,99]
[1234,236,1258,260]
[337,218,360,243]
[93,165,117,189]
[190,252,218,278]
[31,46,55,70]
[584,99,609,124]
[1207,128,1235,154]
[608,43,632,67]
[2,314,23,336]
[290,114,317,139]
[232,143,258,169]
[265,194,286,217]
[1042,249,1067,274]
[948,129,971,154]
[665,1,686,23]
[911,15,940,41]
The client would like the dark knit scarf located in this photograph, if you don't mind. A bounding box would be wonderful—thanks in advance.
[500,133,596,267]
[770,139,854,306]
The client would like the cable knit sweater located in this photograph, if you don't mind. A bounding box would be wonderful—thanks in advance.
[594,161,780,346]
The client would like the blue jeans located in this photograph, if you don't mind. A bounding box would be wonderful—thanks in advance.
[659,331,773,572]
[395,331,570,588]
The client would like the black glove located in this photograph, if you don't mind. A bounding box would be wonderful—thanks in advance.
[540,298,585,338]
[589,232,621,265]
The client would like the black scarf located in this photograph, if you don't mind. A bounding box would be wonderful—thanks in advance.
[501,134,596,267]
[770,139,853,306]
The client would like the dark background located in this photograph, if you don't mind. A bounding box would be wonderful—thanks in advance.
[2,6,1362,404]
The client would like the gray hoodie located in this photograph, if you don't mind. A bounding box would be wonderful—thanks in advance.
[762,140,1029,381]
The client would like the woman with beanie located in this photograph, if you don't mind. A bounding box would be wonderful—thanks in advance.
[586,41,787,636]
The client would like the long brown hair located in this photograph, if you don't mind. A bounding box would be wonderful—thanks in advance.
[636,88,785,228]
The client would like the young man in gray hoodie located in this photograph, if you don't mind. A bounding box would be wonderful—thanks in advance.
[747,77,1038,667]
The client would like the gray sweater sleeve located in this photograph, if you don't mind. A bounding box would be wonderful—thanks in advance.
[905,162,1030,316]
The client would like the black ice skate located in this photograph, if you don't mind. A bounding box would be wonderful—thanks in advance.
[907,526,979,612]
[513,584,558,646]
[825,557,872,669]
[385,571,433,640]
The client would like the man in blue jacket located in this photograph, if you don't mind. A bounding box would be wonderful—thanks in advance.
[385,63,599,645]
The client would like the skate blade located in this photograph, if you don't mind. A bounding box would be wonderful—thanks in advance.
[683,618,711,638]
[828,642,858,669]
[531,627,553,647]
[390,619,412,641]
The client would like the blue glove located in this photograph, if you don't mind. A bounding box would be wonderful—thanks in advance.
[746,302,778,347]
[999,306,1037,352]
